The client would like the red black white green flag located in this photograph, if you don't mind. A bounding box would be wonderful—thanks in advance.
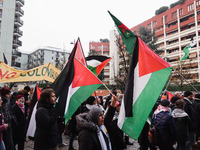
[108,11,136,54]
[118,37,172,139]
[51,39,102,123]
[86,55,111,76]
[27,85,41,137]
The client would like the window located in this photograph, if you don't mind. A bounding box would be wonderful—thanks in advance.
[172,12,177,19]
[179,8,183,16]
[0,10,2,18]
[153,21,157,27]
[0,1,2,7]
[165,16,168,22]
[188,4,194,12]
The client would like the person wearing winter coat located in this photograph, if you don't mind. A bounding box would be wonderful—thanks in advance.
[34,88,59,150]
[0,96,8,150]
[1,87,15,150]
[152,99,176,150]
[12,95,26,150]
[172,99,191,150]
[76,95,118,150]
[183,91,196,150]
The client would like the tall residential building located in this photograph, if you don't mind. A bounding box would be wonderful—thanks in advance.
[0,0,24,68]
[89,40,110,84]
[21,46,70,70]
[131,0,200,83]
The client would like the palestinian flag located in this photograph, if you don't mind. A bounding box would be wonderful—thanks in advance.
[26,85,41,137]
[180,40,196,64]
[118,37,172,139]
[108,11,136,54]
[75,38,87,66]
[86,55,111,76]
[51,39,102,124]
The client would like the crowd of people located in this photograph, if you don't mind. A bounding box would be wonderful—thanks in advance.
[1,83,200,150]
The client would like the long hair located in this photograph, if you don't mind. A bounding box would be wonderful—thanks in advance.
[39,88,55,103]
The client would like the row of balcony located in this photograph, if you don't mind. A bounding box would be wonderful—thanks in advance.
[14,18,23,26]
[12,50,21,57]
[15,7,24,16]
[16,0,24,6]
[13,39,22,47]
[11,61,21,68]
[14,28,23,36]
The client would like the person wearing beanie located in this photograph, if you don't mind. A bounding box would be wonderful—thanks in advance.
[0,88,15,150]
[183,91,196,150]
[76,95,120,150]
[11,95,26,150]
[152,99,176,150]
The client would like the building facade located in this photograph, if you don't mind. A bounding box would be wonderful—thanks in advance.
[20,46,70,70]
[89,40,110,84]
[131,0,200,83]
[0,0,24,68]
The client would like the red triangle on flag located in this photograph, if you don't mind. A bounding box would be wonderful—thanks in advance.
[96,58,111,75]
[36,85,41,100]
[167,91,174,102]
[72,58,102,88]
[138,38,171,77]
[74,38,87,66]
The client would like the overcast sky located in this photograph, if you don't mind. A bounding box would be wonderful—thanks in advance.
[20,0,177,55]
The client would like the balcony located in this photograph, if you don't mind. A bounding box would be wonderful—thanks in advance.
[13,39,22,47]
[11,61,21,68]
[12,50,21,57]
[15,8,24,16]
[16,0,24,6]
[14,18,23,26]
[14,28,23,37]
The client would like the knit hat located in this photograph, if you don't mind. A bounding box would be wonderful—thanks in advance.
[160,99,170,107]
[88,107,103,124]
[0,88,11,97]
[16,95,24,100]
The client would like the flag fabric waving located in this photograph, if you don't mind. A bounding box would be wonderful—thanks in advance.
[180,40,196,64]
[108,11,136,54]
[86,55,111,76]
[51,39,102,124]
[118,37,172,140]
[26,85,41,137]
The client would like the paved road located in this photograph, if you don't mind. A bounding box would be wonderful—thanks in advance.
[24,134,140,150]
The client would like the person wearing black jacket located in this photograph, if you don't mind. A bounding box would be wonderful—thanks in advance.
[12,94,26,150]
[34,88,59,150]
[1,87,15,150]
[183,91,196,150]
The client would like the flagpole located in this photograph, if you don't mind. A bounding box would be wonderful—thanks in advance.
[74,57,112,94]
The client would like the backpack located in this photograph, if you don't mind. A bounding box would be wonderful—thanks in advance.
[148,114,168,146]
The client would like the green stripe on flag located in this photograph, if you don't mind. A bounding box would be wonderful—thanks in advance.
[122,67,172,139]
[88,65,97,76]
[64,84,101,123]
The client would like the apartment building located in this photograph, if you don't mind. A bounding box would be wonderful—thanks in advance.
[20,46,70,70]
[0,0,24,68]
[89,40,110,84]
[130,0,200,83]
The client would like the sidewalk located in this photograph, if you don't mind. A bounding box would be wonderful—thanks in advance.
[24,134,140,150]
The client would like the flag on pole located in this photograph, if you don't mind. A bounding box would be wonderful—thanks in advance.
[26,85,41,137]
[3,53,8,64]
[86,55,111,76]
[51,39,102,124]
[108,11,136,54]
[117,37,172,139]
[180,40,196,64]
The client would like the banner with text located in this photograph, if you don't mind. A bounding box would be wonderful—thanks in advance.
[0,62,61,83]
